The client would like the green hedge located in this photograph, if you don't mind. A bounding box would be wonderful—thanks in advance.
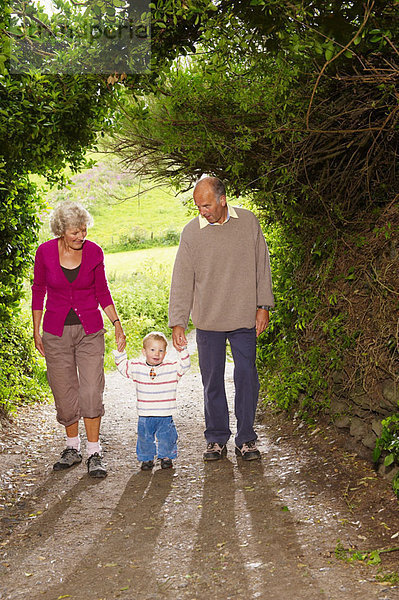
[0,313,48,415]
[104,263,172,370]
[256,222,348,419]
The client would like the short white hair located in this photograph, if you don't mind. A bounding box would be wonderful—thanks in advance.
[194,176,226,202]
[50,201,93,237]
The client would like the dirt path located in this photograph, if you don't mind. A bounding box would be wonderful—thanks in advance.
[1,336,399,600]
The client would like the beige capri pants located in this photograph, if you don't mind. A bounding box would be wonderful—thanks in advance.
[42,325,105,426]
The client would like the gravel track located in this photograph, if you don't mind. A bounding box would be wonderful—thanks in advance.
[1,335,399,600]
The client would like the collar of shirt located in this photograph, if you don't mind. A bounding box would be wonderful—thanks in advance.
[199,205,239,229]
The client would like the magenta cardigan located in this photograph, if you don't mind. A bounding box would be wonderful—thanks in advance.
[32,238,114,337]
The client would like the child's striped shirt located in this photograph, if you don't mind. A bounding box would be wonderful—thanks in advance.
[113,350,190,416]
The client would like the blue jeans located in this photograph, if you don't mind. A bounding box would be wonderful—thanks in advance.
[136,416,178,461]
[196,327,260,447]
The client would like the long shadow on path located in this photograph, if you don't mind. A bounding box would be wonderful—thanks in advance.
[183,456,326,600]
[185,459,251,599]
[40,468,174,600]
[184,460,325,600]
[235,458,324,598]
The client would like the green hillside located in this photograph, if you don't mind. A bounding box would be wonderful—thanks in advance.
[38,154,193,251]
[104,246,178,278]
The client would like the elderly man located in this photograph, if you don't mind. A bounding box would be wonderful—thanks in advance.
[169,176,274,461]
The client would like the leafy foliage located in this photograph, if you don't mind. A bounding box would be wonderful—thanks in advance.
[0,177,44,320]
[1,72,113,176]
[104,263,172,370]
[112,55,306,196]
[256,222,350,416]
[111,0,399,222]
[0,70,116,413]
[335,540,399,566]
[3,0,218,79]
[373,414,399,497]
[0,315,48,414]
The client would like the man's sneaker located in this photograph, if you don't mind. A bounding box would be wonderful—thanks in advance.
[141,460,154,471]
[160,458,173,469]
[203,442,227,461]
[87,452,107,478]
[235,440,261,461]
[53,447,82,471]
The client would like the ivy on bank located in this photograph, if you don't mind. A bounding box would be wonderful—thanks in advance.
[0,315,48,413]
[255,222,355,419]
[373,415,399,497]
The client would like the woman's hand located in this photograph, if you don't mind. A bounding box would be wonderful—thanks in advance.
[115,322,126,352]
[32,310,45,356]
[34,332,45,357]
[103,305,126,351]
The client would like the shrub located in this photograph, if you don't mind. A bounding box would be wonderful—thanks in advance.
[0,313,48,416]
[104,263,171,369]
[256,222,347,417]
[103,227,181,253]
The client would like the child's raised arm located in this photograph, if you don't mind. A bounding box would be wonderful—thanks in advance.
[112,349,134,379]
[176,347,191,379]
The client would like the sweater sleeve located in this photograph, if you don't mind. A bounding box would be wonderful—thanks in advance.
[255,221,275,308]
[31,245,47,310]
[176,349,191,379]
[168,236,195,329]
[112,350,140,379]
[94,247,114,310]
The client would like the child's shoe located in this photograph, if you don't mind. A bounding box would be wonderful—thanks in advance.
[160,458,173,469]
[141,460,154,471]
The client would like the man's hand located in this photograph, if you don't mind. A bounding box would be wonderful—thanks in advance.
[172,325,187,351]
[256,309,269,337]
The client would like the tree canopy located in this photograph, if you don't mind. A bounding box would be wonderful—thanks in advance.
[111,0,398,226]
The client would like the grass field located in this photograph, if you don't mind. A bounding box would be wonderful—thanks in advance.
[37,153,193,249]
[105,246,178,278]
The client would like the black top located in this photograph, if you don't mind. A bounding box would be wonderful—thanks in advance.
[61,265,82,326]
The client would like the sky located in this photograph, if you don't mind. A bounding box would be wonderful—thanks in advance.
[33,0,57,15]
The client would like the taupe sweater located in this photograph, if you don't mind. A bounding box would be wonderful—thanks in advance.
[168,207,274,331]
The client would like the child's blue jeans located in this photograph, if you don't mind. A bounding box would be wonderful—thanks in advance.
[136,415,178,461]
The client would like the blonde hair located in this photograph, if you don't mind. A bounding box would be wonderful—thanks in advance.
[50,201,93,237]
[142,331,168,349]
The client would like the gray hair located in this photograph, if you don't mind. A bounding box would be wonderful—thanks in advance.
[50,201,93,237]
[195,176,226,203]
[211,177,226,201]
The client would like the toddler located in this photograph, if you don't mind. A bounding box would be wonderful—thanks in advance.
[113,331,190,470]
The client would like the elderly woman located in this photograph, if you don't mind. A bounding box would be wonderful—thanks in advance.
[32,200,126,478]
